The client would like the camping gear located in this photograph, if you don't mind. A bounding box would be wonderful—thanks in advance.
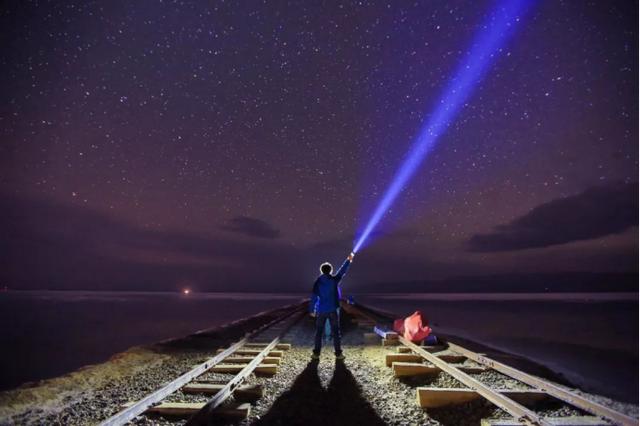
[393,310,432,343]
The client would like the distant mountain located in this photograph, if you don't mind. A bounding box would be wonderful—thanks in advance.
[361,272,639,293]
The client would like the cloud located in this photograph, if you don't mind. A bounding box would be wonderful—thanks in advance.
[467,182,638,252]
[0,194,462,291]
[2,185,635,292]
[0,194,298,291]
[220,216,281,239]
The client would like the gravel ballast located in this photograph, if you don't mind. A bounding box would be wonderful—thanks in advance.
[0,303,637,425]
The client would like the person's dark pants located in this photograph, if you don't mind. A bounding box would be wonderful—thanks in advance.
[314,311,341,354]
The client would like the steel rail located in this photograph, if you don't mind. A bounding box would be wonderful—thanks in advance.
[447,342,637,426]
[349,302,636,426]
[346,303,549,425]
[99,303,303,426]
[186,309,305,425]
[399,336,551,426]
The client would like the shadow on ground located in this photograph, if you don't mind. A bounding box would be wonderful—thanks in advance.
[253,359,385,426]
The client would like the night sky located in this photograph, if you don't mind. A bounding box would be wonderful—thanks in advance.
[1,1,637,292]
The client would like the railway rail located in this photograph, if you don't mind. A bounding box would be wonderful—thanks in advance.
[100,303,305,426]
[343,303,636,426]
[97,301,635,426]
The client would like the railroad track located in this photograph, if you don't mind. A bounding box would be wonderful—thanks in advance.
[343,303,636,426]
[100,303,305,426]
[97,301,634,426]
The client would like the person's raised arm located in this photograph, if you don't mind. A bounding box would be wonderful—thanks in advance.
[334,252,355,281]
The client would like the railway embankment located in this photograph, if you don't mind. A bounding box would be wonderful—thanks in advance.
[0,302,637,425]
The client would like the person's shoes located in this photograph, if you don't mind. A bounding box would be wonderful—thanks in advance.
[335,352,345,360]
[311,351,320,360]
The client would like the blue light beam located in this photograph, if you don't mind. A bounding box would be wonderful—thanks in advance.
[353,0,534,253]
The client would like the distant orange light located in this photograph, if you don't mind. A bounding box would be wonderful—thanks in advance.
[183,289,191,295]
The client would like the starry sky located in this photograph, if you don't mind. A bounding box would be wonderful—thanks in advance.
[1,1,637,292]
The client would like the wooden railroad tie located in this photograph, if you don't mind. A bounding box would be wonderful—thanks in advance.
[212,363,278,375]
[416,387,549,408]
[217,348,284,357]
[386,352,466,366]
[396,345,446,354]
[392,362,440,376]
[141,402,251,420]
[182,383,264,402]
[392,362,486,377]
[243,342,291,350]
[385,353,423,366]
[223,356,281,365]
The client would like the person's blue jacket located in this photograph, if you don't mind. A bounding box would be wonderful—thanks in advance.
[310,260,351,314]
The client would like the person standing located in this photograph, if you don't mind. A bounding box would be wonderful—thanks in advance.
[310,252,354,359]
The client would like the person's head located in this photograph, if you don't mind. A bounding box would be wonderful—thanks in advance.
[319,262,333,275]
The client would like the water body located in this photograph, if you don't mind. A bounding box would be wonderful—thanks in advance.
[0,291,304,392]
[0,291,636,403]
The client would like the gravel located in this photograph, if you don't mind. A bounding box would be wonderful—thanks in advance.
[1,305,637,426]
